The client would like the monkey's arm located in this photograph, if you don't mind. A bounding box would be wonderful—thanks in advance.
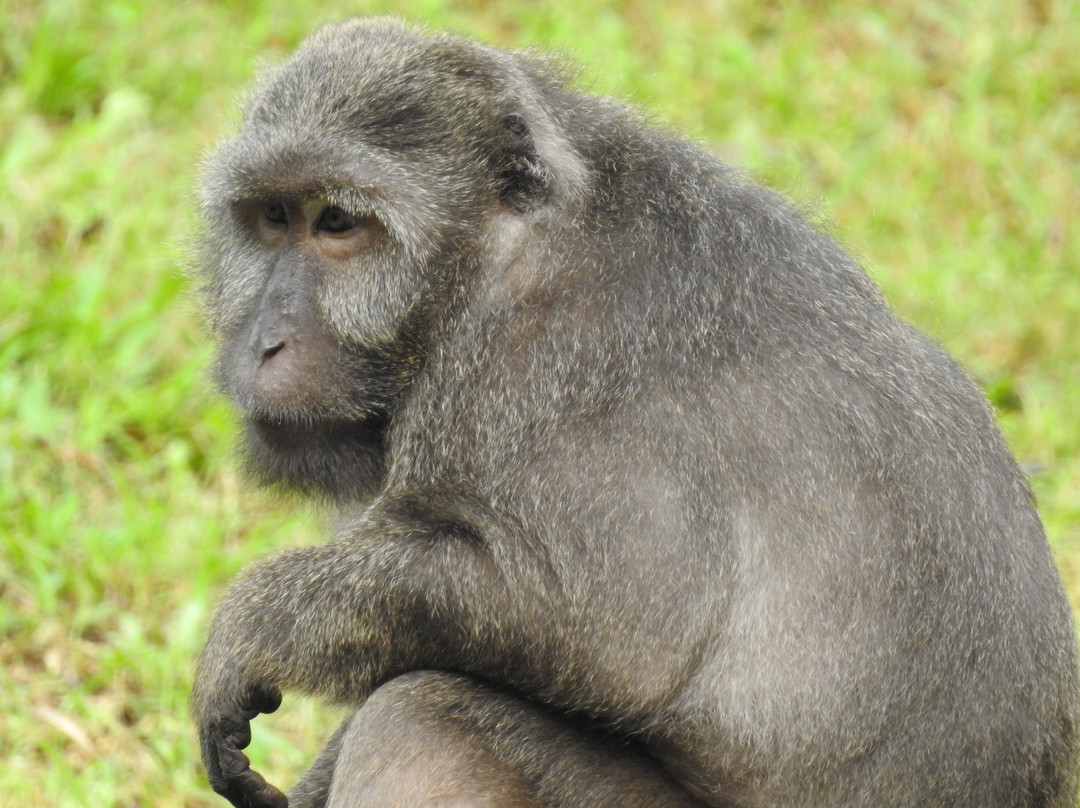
[192,495,567,808]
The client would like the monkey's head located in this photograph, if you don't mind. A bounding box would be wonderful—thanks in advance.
[194,19,587,500]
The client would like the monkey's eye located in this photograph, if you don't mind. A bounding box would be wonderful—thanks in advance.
[262,202,288,225]
[316,206,358,234]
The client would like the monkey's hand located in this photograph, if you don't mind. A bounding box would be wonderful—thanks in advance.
[193,592,290,808]
[192,548,365,808]
[195,675,288,808]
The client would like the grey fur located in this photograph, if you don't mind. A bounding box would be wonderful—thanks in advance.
[192,18,1079,808]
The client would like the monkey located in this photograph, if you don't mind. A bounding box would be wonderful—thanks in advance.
[191,17,1080,808]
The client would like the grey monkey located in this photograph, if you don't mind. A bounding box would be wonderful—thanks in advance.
[192,18,1080,808]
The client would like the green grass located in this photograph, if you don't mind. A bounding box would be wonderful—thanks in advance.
[2,0,1078,804]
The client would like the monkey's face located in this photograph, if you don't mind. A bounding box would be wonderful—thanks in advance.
[220,194,392,417]
[197,141,451,500]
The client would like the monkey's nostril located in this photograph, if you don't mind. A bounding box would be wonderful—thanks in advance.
[262,340,286,361]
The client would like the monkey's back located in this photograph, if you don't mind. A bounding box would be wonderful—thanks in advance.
[394,111,1080,804]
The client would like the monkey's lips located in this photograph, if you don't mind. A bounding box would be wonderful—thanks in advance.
[241,410,391,499]
[248,410,390,452]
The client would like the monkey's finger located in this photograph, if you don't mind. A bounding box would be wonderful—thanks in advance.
[226,721,252,750]
[247,683,283,716]
[218,741,252,780]
[213,738,289,808]
[241,773,289,808]
[221,769,289,808]
[206,708,255,749]
[222,768,288,808]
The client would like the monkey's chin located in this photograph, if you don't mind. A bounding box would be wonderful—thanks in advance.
[242,411,390,501]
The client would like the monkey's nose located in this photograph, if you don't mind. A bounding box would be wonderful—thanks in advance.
[250,329,287,366]
[261,340,286,362]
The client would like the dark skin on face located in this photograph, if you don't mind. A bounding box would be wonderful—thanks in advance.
[241,198,387,402]
[223,190,397,435]
[251,199,384,258]
[192,18,1080,808]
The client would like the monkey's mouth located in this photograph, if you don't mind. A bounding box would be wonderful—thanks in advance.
[242,409,392,499]
[225,346,404,500]
[249,410,391,453]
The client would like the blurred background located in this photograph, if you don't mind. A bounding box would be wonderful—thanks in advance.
[2,0,1077,804]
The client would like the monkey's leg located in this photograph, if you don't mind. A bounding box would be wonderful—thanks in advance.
[287,720,352,808]
[320,670,707,808]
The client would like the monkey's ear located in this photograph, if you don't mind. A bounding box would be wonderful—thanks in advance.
[498,112,551,213]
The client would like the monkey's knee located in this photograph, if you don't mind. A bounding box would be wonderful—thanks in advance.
[327,672,540,808]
